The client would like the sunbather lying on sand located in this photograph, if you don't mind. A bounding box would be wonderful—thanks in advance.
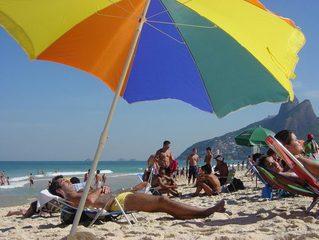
[275,130,319,177]
[48,177,226,220]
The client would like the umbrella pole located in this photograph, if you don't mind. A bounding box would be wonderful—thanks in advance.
[70,0,151,235]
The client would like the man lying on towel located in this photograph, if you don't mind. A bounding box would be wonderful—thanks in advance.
[48,176,225,220]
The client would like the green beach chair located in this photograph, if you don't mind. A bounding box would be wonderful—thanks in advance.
[256,166,319,213]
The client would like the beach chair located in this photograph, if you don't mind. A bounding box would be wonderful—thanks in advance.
[265,136,319,213]
[37,189,137,226]
[138,167,162,195]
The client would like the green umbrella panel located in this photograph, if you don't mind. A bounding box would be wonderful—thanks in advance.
[235,126,274,147]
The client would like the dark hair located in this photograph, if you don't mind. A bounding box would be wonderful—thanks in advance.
[192,148,197,151]
[48,176,64,198]
[70,177,80,184]
[96,170,100,174]
[206,147,211,151]
[52,175,63,182]
[252,153,262,162]
[275,130,294,145]
[163,140,171,146]
[257,155,268,168]
[267,148,275,157]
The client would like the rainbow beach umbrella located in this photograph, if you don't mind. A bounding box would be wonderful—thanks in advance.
[0,0,305,235]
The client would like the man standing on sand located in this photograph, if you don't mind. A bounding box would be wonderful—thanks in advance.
[187,148,200,185]
[155,140,174,175]
[202,147,213,175]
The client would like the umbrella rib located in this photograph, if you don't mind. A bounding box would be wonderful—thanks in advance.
[106,0,140,18]
[145,22,185,44]
[147,20,217,29]
[147,0,193,20]
[96,11,138,19]
[127,0,135,11]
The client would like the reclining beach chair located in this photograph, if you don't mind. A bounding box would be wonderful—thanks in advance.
[38,189,137,226]
[137,167,162,195]
[265,136,319,213]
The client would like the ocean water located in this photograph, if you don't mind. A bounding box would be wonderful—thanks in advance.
[0,160,243,207]
[0,161,146,207]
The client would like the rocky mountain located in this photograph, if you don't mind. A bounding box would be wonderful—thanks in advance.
[177,98,319,161]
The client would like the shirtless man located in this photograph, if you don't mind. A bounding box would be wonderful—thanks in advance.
[155,140,174,175]
[193,167,221,196]
[151,169,181,197]
[202,147,213,175]
[187,148,200,185]
[214,155,229,186]
[48,177,226,220]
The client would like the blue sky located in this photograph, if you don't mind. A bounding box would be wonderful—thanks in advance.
[0,0,318,161]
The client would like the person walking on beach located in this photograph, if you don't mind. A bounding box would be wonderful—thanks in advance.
[0,171,4,185]
[202,147,213,174]
[29,173,34,187]
[187,148,200,185]
[84,169,90,182]
[102,173,108,186]
[155,140,174,175]
[95,169,102,189]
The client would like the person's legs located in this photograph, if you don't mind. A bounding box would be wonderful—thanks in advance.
[6,209,26,217]
[188,168,192,185]
[193,181,203,196]
[193,168,197,184]
[124,193,225,220]
[200,182,214,196]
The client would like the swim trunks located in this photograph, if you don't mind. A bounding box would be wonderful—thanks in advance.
[201,164,212,174]
[188,166,197,179]
[110,192,133,211]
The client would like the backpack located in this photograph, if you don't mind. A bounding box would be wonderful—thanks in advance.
[227,178,245,192]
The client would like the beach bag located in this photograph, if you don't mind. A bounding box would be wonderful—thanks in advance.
[227,178,245,192]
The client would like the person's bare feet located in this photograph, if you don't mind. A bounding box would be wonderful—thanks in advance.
[204,200,226,216]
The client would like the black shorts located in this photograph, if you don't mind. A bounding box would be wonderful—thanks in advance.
[188,166,197,179]
[201,164,212,174]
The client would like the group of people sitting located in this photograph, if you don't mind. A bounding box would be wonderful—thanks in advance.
[254,130,319,183]
[142,141,232,198]
[187,147,230,196]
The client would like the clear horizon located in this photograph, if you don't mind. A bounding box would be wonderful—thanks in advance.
[1,1,318,161]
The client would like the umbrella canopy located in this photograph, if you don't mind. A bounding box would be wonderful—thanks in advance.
[0,0,305,236]
[0,0,305,117]
[235,126,275,147]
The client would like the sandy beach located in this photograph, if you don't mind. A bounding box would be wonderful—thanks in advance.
[1,169,319,240]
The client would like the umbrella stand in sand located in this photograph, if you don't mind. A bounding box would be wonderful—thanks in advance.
[0,0,305,235]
